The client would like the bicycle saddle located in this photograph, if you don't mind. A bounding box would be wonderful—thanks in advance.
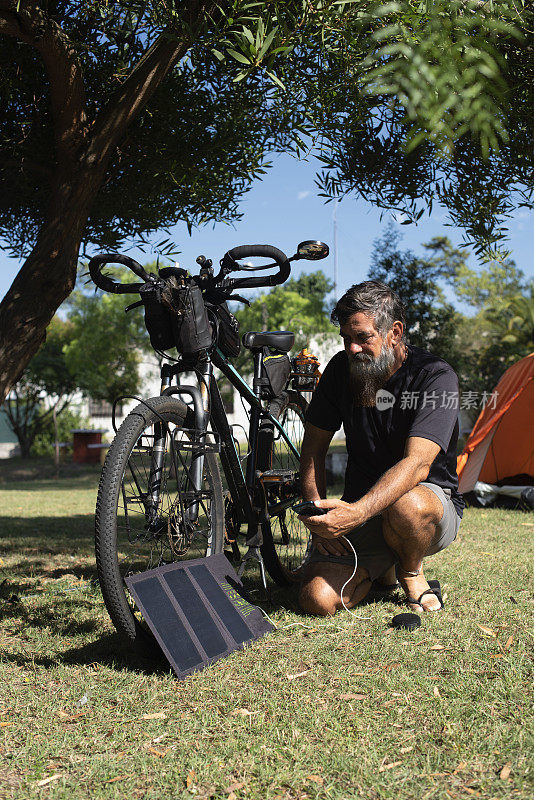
[242,331,295,352]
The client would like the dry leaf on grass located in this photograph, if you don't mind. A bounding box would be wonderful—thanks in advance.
[504,635,514,651]
[339,693,366,701]
[378,761,402,772]
[0,722,12,727]
[225,781,245,793]
[232,708,258,717]
[306,775,325,785]
[520,522,534,527]
[429,644,445,651]
[476,625,497,637]
[499,763,511,780]
[433,686,442,698]
[36,774,62,787]
[399,746,413,754]
[286,670,310,680]
[142,711,167,720]
[453,762,467,774]
[147,746,168,758]
[105,776,127,784]
[186,769,196,788]
[56,711,85,722]
[227,793,237,800]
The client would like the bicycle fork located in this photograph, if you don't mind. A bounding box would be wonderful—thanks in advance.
[146,361,212,528]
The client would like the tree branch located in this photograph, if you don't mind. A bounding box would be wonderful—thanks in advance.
[0,1,88,168]
[0,4,32,42]
[88,0,218,165]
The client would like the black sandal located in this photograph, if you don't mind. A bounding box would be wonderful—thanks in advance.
[405,588,444,612]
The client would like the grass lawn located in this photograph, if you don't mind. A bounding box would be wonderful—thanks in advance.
[0,462,532,800]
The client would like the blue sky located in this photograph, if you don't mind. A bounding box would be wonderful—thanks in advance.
[1,152,532,306]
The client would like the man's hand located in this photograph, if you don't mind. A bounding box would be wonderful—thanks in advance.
[312,534,353,557]
[297,498,363,540]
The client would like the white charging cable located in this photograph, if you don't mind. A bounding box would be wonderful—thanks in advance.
[255,533,372,627]
[339,535,372,620]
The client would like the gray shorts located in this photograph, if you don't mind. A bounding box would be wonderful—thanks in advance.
[307,482,461,581]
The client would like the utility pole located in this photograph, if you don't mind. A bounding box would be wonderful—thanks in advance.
[333,199,339,301]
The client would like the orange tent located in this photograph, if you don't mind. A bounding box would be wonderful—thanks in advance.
[456,352,534,494]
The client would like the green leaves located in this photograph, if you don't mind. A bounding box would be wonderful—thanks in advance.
[359,0,519,157]
[2,0,532,267]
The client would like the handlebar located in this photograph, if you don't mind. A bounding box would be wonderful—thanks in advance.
[88,253,156,294]
[220,244,290,290]
[88,244,291,297]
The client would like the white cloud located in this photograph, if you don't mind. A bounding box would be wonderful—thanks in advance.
[297,190,311,201]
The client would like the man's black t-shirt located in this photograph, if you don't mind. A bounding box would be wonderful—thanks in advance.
[306,345,464,517]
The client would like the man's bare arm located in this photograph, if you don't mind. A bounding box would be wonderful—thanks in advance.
[301,436,441,539]
[299,422,335,500]
[299,423,353,556]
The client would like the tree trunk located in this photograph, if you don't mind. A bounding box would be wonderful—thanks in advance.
[0,1,216,404]
[0,168,102,403]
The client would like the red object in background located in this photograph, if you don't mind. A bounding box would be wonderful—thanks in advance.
[71,429,107,464]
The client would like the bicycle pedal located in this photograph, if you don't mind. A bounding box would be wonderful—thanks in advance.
[258,469,295,483]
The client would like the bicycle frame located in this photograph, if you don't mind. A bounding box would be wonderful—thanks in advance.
[146,346,302,546]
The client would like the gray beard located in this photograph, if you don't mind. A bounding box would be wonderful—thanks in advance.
[348,343,396,406]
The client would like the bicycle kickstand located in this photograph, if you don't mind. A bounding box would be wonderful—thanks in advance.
[237,524,268,591]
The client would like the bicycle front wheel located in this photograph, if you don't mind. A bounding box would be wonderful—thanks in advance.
[95,395,224,646]
[258,391,310,585]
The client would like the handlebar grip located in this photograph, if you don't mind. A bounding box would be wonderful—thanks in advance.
[88,253,153,294]
[225,244,290,287]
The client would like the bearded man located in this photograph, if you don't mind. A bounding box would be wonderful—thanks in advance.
[298,281,463,615]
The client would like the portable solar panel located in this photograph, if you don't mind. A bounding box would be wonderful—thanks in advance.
[125,553,274,679]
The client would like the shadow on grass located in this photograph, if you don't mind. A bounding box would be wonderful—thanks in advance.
[1,632,168,675]
[0,514,94,555]
[0,457,102,486]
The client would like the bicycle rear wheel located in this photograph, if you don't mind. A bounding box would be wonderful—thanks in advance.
[257,391,310,585]
[95,395,224,647]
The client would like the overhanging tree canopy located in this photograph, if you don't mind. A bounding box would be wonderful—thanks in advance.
[0,0,531,404]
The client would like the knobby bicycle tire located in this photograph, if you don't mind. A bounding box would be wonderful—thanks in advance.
[95,395,224,647]
[257,391,310,585]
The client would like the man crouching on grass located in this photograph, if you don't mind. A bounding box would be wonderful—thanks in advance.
[298,281,464,616]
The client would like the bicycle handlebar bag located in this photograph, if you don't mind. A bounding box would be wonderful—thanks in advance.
[139,282,176,351]
[214,303,241,358]
[173,283,213,355]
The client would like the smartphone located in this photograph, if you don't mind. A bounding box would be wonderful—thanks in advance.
[291,501,328,517]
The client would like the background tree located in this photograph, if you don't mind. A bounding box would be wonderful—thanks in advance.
[232,270,334,371]
[0,1,529,406]
[316,1,534,256]
[445,262,532,395]
[64,279,151,405]
[3,317,77,457]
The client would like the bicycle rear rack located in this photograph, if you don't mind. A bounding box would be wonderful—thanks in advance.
[171,429,220,454]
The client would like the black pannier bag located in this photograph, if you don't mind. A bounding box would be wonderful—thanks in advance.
[213,302,240,358]
[139,282,175,351]
[261,347,291,398]
[139,280,213,355]
[174,283,213,355]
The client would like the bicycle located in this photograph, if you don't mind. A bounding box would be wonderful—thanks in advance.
[88,240,329,647]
